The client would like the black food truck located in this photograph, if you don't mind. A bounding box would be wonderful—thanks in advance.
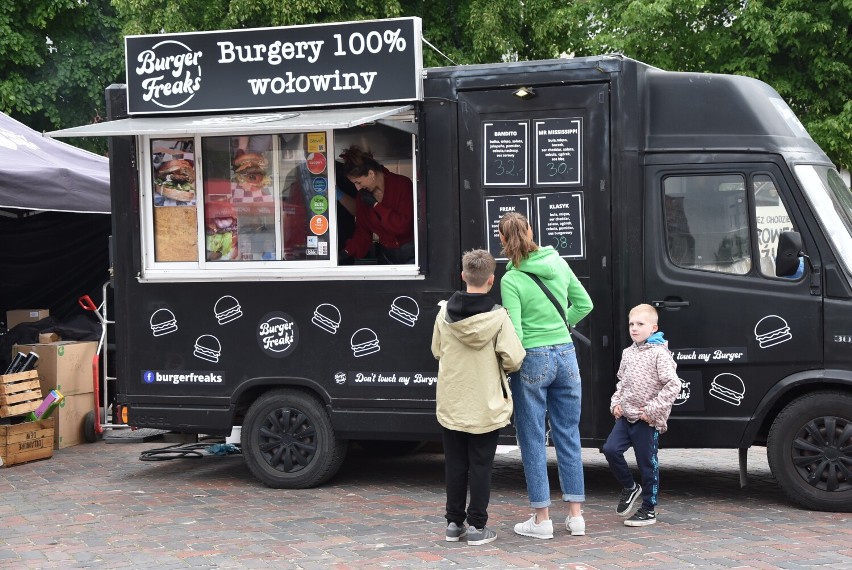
[49,17,852,511]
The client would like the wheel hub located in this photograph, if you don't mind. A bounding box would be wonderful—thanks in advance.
[258,407,318,474]
[823,447,840,461]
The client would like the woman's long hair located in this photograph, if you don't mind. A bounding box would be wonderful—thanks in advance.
[499,212,539,268]
[339,145,383,178]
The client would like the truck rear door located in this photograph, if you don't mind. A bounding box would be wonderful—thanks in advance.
[643,159,823,446]
[456,83,614,440]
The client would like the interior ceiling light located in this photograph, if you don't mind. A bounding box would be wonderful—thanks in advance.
[513,87,536,99]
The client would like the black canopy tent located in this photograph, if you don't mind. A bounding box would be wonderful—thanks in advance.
[0,112,111,325]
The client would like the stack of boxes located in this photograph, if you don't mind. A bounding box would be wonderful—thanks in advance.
[14,341,97,449]
[7,305,98,451]
[0,355,53,467]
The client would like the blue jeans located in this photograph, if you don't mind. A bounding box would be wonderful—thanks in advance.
[511,343,585,507]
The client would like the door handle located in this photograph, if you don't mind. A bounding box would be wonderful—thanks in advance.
[651,300,690,309]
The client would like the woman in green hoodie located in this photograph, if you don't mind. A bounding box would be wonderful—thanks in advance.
[498,212,594,539]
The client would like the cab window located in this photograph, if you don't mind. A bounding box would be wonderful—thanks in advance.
[753,174,797,278]
[663,174,752,274]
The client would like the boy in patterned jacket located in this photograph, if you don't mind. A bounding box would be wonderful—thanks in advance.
[602,303,681,526]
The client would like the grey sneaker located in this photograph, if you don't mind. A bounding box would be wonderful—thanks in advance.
[513,515,554,539]
[616,483,642,517]
[445,522,467,542]
[624,507,656,527]
[467,526,497,545]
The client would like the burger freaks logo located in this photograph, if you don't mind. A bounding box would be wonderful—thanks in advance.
[134,40,203,109]
[257,311,299,358]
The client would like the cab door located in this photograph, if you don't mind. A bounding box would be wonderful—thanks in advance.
[456,83,614,440]
[643,159,823,447]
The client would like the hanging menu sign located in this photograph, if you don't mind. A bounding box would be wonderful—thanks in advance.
[535,191,584,259]
[484,195,531,259]
[125,17,423,114]
[483,121,528,187]
[535,118,582,186]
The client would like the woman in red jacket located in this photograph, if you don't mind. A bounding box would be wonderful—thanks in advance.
[338,146,415,265]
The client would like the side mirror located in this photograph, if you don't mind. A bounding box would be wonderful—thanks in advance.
[775,231,802,277]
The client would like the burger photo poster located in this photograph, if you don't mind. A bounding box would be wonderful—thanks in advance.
[152,139,197,206]
[151,138,200,262]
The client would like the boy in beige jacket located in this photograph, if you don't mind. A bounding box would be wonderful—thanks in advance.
[432,249,525,546]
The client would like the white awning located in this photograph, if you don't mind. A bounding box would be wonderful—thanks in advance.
[46,105,413,138]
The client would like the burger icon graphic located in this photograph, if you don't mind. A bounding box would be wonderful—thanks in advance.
[150,308,178,336]
[709,373,745,406]
[389,296,419,327]
[194,334,222,363]
[214,295,243,325]
[312,303,341,334]
[753,315,792,348]
[351,328,380,357]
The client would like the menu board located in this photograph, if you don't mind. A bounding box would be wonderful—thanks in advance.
[483,121,528,187]
[535,192,585,259]
[535,118,582,186]
[484,195,531,259]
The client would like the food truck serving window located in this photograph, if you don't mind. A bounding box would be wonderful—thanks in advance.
[48,105,420,281]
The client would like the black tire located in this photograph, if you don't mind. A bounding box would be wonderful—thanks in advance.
[767,391,852,512]
[83,410,100,443]
[242,389,347,488]
[355,440,426,456]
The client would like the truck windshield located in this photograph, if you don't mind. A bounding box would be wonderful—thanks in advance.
[794,164,852,278]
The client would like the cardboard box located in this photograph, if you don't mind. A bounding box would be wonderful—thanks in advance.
[38,332,60,344]
[14,342,97,397]
[6,309,49,329]
[53,392,93,449]
[0,417,54,467]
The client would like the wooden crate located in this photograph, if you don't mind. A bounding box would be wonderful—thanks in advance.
[0,417,54,467]
[0,370,42,418]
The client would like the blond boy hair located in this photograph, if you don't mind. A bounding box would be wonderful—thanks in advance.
[629,303,659,323]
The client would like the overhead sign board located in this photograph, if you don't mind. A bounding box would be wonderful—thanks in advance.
[125,17,423,115]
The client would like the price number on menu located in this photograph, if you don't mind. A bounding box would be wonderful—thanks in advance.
[544,161,572,178]
[493,158,522,178]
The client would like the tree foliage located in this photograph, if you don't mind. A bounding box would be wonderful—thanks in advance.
[519,0,852,169]
[0,0,124,151]
[110,0,852,168]
[4,1,849,167]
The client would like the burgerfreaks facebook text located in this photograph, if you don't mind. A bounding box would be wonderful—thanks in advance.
[143,371,224,385]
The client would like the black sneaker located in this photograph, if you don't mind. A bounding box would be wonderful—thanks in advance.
[616,483,642,517]
[445,522,467,542]
[624,507,656,526]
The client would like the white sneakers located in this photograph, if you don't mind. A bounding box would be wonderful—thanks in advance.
[566,514,586,536]
[513,515,554,539]
[513,513,586,539]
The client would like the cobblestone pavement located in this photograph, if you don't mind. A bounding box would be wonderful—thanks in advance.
[1,439,850,569]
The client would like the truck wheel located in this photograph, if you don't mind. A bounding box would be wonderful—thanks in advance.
[767,391,852,512]
[242,389,347,489]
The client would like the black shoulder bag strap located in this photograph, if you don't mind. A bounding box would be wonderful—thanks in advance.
[517,270,591,346]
